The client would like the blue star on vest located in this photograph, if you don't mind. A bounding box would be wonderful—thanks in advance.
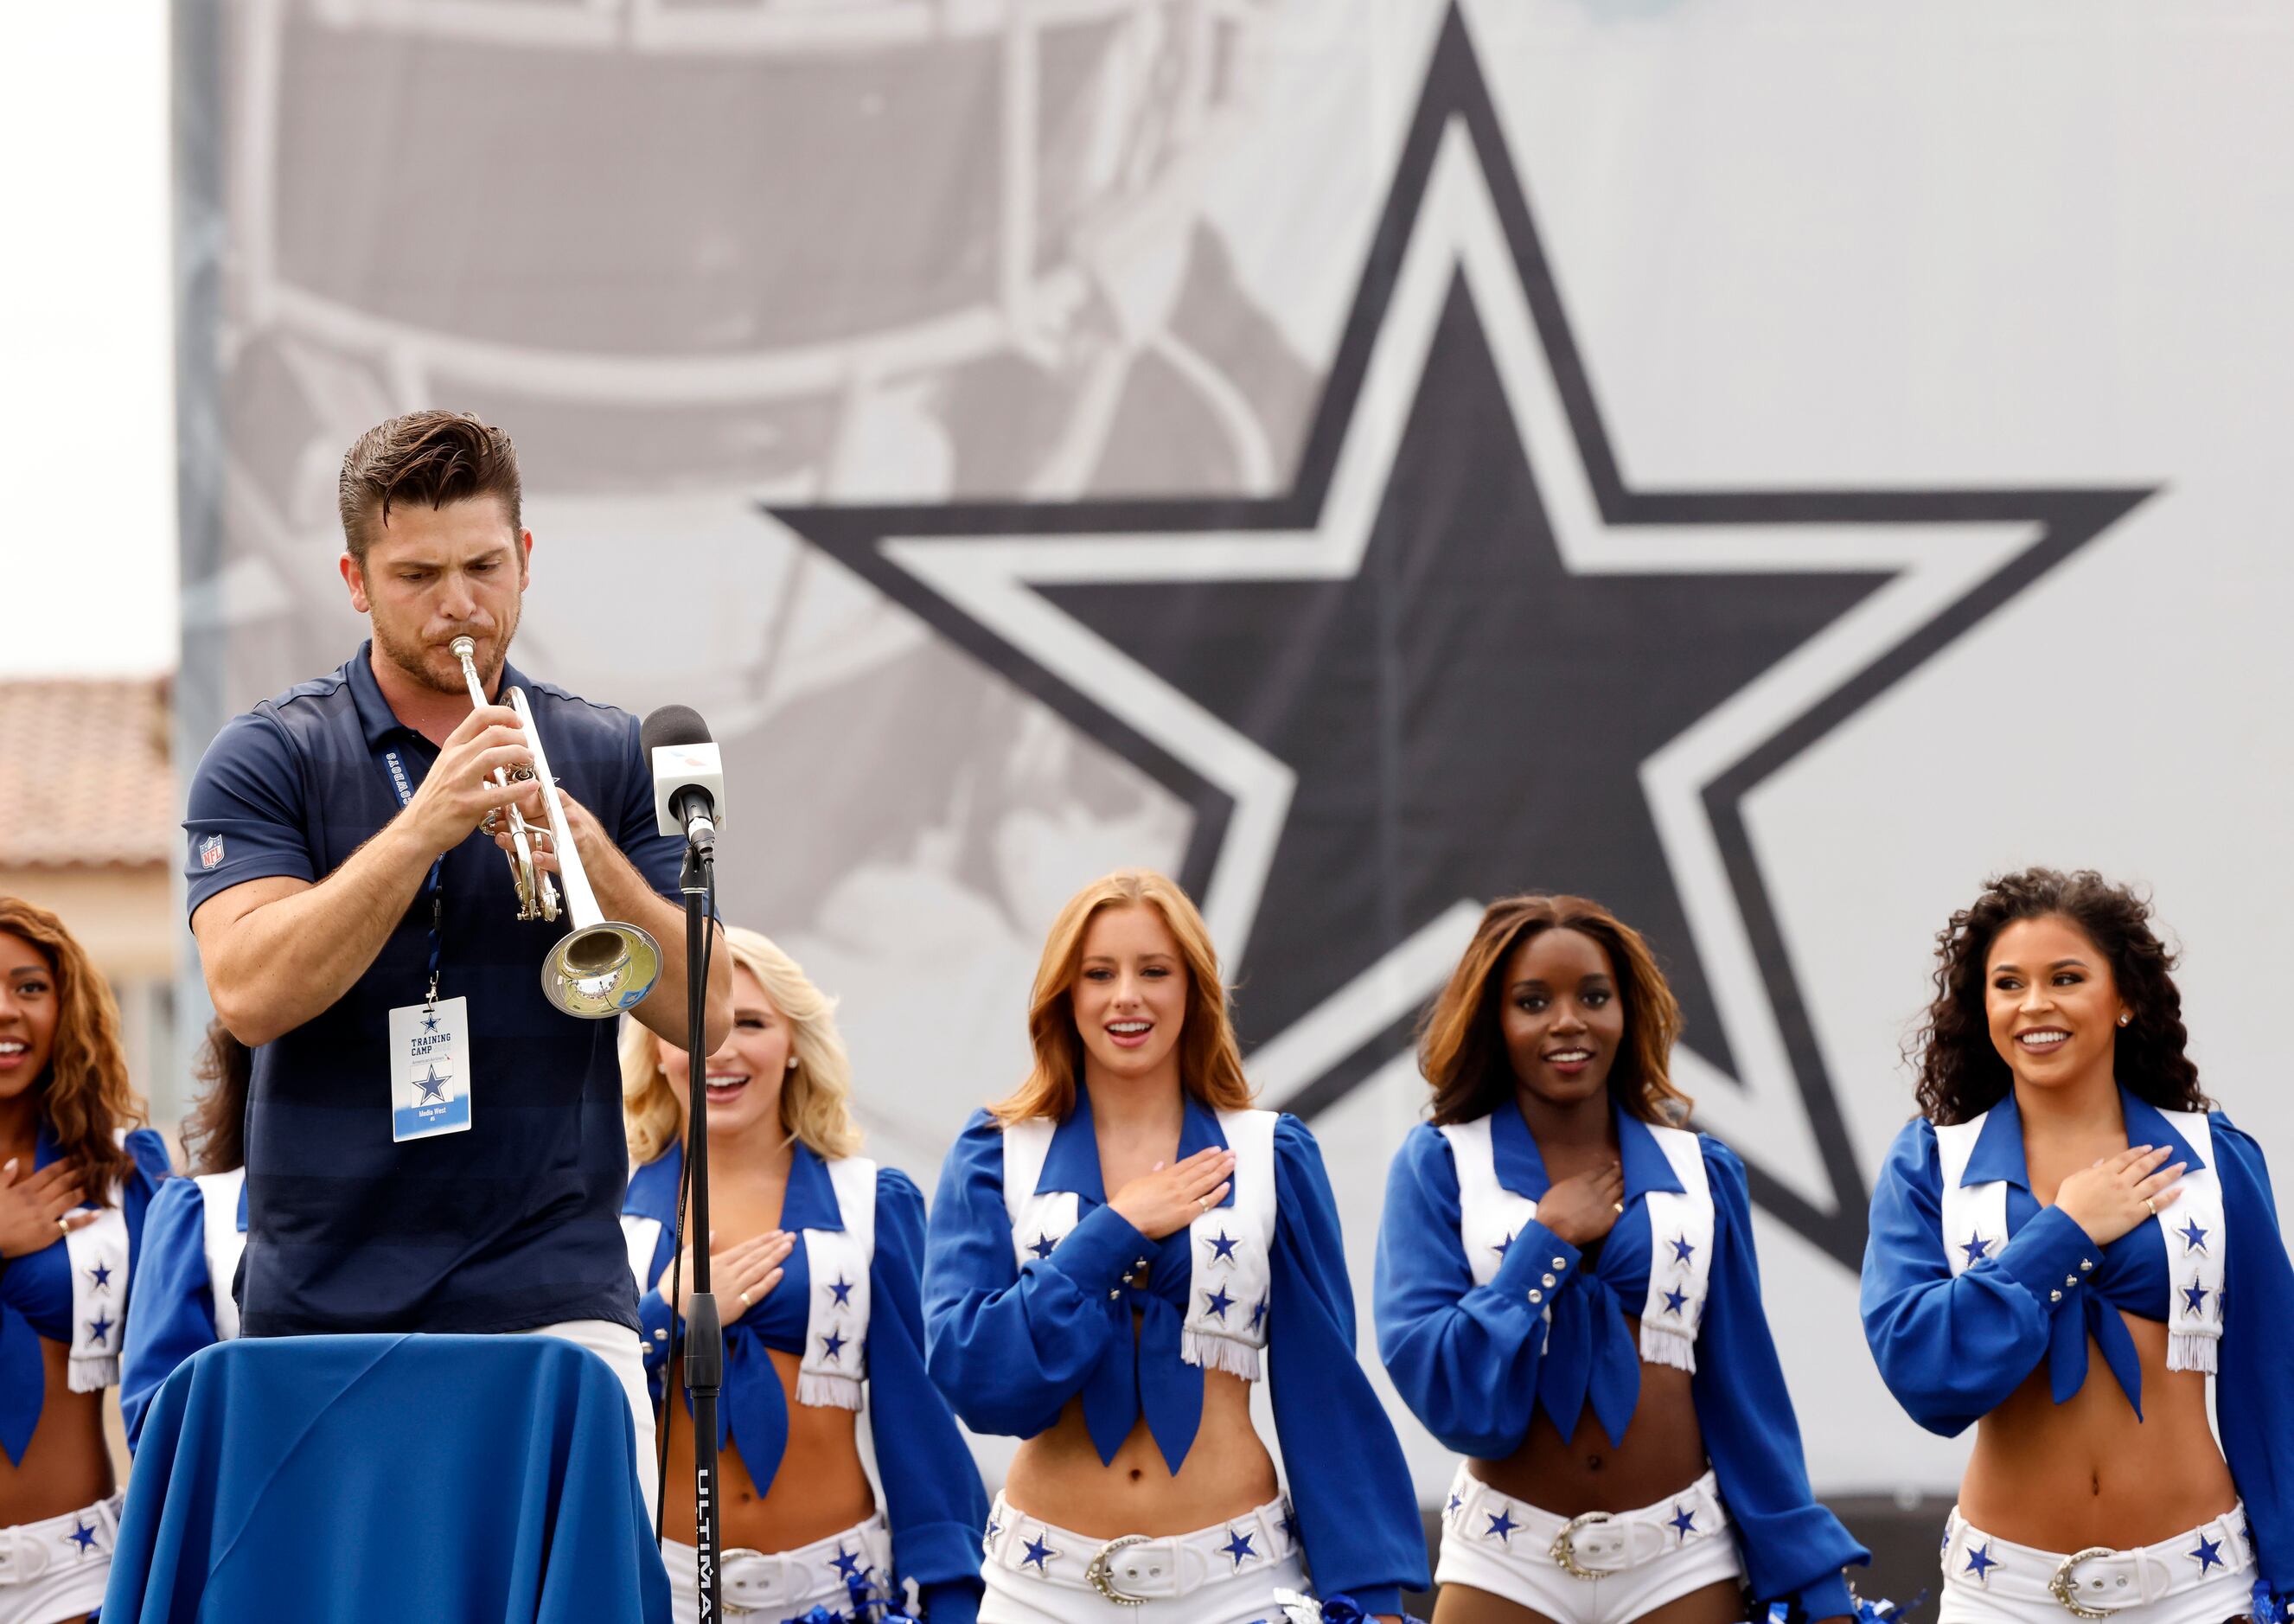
[1663,1287,1690,1316]
[1485,1510,1519,1544]
[1022,1535,1057,1571]
[415,1065,450,1104]
[88,1263,111,1289]
[420,1009,441,1034]
[1670,1235,1695,1265]
[1965,1544,1999,1582]
[1203,1286,1236,1321]
[1208,1230,1240,1264]
[2190,1536,2224,1574]
[821,1329,847,1362]
[1961,1231,1994,1265]
[1669,1506,1697,1541]
[833,1545,866,1580]
[1494,1231,1514,1259]
[67,1520,98,1554]
[1030,1232,1058,1260]
[828,1275,854,1308]
[2182,1282,2210,1316]
[1250,1294,1269,1332]
[87,1314,112,1346]
[1221,1529,1256,1567]
[2180,1218,2209,1255]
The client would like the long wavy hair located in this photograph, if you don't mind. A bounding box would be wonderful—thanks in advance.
[1911,867,2205,1125]
[622,925,863,1167]
[1420,893,1691,1128]
[0,898,145,1196]
[990,869,1254,1125]
[179,1019,252,1177]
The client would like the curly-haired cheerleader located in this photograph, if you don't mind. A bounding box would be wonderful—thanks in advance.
[1377,895,1866,1624]
[1863,869,2294,1624]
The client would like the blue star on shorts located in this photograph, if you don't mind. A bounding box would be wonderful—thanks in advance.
[1485,1510,1519,1544]
[1965,1543,1999,1582]
[1022,1535,1056,1571]
[1669,1506,1697,1541]
[1221,1530,1256,1567]
[2190,1536,2225,1574]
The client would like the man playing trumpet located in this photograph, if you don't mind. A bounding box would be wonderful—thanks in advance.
[183,410,731,1505]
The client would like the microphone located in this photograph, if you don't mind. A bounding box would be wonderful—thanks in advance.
[642,706,726,850]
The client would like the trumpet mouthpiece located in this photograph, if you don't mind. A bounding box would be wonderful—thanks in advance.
[449,636,476,660]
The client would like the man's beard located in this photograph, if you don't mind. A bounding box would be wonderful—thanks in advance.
[372,603,519,696]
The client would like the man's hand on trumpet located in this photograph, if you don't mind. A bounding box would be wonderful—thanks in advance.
[401,702,533,857]
[488,779,607,877]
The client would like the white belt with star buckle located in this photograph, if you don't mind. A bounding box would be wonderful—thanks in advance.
[983,1492,1297,1600]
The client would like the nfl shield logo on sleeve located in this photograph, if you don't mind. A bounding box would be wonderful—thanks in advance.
[198,834,224,870]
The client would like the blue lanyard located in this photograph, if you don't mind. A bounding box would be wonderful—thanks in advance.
[380,747,446,1003]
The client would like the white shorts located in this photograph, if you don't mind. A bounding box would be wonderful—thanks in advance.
[0,1493,121,1624]
[1939,1504,2257,1624]
[1434,1465,1745,1624]
[979,1491,1311,1624]
[661,1511,891,1624]
[520,1317,659,1525]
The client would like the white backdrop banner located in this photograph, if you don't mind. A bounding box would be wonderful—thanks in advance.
[177,0,2294,1502]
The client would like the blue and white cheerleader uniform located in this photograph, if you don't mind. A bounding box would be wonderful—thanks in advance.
[624,1141,989,1624]
[0,1125,169,1624]
[1377,1102,1867,1624]
[118,1166,246,1452]
[1863,1085,2294,1624]
[923,1090,1429,1624]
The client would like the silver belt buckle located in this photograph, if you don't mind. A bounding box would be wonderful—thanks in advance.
[1086,1534,1152,1607]
[2049,1547,2123,1618]
[1551,1510,1615,1580]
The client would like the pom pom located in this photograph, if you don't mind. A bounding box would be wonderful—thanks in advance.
[2251,1581,2289,1624]
[1271,1590,1379,1623]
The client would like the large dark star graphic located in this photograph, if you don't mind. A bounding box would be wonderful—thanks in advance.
[777,5,2149,1264]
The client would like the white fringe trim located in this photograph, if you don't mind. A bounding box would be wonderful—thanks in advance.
[1181,1329,1263,1382]
[797,1371,865,1410]
[1639,1325,1697,1373]
[2167,1331,2219,1375]
[68,1354,117,1395]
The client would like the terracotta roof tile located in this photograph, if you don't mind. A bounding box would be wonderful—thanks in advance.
[0,678,174,868]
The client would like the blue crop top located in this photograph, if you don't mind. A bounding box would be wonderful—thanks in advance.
[923,1096,1430,1619]
[1862,1087,2294,1611]
[1377,1103,1868,1619]
[626,1141,987,1624]
[0,1124,170,1464]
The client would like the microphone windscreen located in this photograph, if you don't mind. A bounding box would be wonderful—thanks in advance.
[641,704,712,755]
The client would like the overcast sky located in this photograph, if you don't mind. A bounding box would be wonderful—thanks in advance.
[3,3,176,678]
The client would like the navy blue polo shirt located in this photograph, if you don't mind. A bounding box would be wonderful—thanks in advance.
[183,642,684,1338]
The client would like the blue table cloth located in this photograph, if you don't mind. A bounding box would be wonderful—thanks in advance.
[104,1334,669,1623]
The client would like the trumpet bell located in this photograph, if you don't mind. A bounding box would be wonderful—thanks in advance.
[543,921,663,1018]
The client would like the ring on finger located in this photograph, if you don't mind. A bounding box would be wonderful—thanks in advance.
[2144,1197,2157,1216]
[1197,1194,1213,1212]
[54,1217,69,1237]
[1611,1201,1624,1214]
[738,1289,751,1308]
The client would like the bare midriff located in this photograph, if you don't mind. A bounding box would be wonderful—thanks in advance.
[660,1345,878,1555]
[1469,1316,1709,1516]
[0,1338,113,1527]
[1003,1365,1279,1538]
[1959,1311,2235,1553]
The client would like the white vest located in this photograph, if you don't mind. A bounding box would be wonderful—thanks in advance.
[1002,1109,1279,1381]
[619,1155,881,1410]
[195,1168,248,1343]
[1441,1115,1715,1372]
[1934,1107,2224,1372]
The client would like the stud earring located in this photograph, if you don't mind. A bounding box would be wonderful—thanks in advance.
[786,1055,798,1070]
[2117,1013,2131,1027]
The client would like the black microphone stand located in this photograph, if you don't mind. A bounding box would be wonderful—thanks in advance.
[676,838,722,1622]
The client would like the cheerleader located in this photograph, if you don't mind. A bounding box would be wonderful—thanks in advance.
[923,869,1428,1624]
[622,925,988,1623]
[1377,894,1865,1624]
[0,898,169,1624]
[1863,869,2294,1624]
[118,1019,250,1450]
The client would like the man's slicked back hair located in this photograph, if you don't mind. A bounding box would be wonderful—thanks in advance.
[338,410,523,564]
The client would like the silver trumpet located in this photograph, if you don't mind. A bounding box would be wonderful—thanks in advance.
[450,636,662,1018]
